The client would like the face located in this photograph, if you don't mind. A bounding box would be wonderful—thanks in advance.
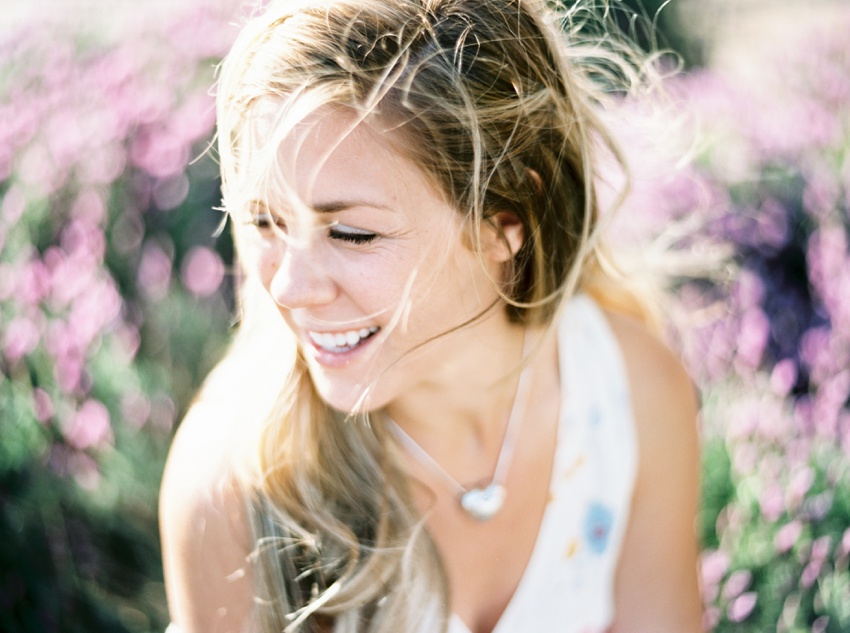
[238,108,511,412]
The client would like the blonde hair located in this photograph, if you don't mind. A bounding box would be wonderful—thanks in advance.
[212,1,658,630]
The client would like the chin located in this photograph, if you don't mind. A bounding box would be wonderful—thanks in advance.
[308,373,383,416]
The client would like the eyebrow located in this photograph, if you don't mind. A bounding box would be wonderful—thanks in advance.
[246,199,394,215]
[312,200,394,214]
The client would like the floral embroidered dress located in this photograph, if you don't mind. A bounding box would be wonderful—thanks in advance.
[448,294,638,633]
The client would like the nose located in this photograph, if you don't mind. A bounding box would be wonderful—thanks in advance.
[268,242,338,310]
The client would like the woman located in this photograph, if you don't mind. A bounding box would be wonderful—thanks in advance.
[159,0,703,631]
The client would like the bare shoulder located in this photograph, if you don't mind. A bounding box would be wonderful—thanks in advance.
[602,309,699,452]
[159,399,256,633]
[601,310,703,632]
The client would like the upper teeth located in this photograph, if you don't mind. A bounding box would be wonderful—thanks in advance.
[309,327,378,351]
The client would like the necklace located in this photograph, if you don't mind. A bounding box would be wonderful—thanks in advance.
[387,332,533,521]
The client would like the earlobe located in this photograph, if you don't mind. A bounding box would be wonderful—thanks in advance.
[487,211,524,263]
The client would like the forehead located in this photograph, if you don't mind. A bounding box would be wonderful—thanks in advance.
[237,103,446,215]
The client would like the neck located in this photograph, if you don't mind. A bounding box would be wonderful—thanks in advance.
[389,325,526,430]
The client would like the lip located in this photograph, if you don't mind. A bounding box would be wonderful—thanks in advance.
[303,326,380,368]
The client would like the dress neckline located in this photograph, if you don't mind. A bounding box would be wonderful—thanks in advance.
[449,297,588,633]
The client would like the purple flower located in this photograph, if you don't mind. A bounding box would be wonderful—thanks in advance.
[770,359,798,396]
[180,246,225,298]
[759,484,785,523]
[774,520,803,554]
[3,316,41,362]
[722,569,752,601]
[151,174,190,210]
[62,399,113,451]
[31,387,54,423]
[727,592,758,623]
[137,239,173,300]
[121,390,151,430]
[700,549,729,593]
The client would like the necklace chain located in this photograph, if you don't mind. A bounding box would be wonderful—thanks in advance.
[386,332,533,520]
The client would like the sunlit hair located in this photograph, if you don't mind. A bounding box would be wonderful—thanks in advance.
[212,0,661,630]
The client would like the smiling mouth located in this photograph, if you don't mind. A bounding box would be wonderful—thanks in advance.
[308,326,379,353]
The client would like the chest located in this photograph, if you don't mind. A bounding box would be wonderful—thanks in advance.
[421,404,559,633]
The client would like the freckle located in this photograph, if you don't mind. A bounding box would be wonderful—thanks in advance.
[563,538,579,559]
[547,491,554,504]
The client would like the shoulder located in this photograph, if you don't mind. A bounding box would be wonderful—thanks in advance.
[600,309,704,631]
[159,399,257,633]
[601,309,698,456]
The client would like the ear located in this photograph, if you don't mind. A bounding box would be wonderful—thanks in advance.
[484,211,524,263]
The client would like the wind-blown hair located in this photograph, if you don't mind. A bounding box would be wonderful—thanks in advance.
[212,0,654,630]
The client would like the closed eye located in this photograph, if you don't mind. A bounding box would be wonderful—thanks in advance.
[328,223,378,245]
[247,212,286,232]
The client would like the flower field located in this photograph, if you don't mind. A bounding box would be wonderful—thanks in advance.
[1,3,848,632]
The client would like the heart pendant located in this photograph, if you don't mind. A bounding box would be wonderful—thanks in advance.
[460,484,506,521]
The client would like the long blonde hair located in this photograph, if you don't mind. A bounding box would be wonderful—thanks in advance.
[212,1,657,630]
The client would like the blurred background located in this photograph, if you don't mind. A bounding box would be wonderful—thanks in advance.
[1,1,849,631]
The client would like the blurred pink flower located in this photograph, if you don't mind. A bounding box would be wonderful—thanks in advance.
[62,398,113,451]
[32,387,54,423]
[1,185,26,225]
[727,592,758,623]
[735,308,770,370]
[701,606,720,632]
[699,549,729,603]
[77,141,127,185]
[840,527,850,557]
[733,270,765,310]
[17,258,51,306]
[722,569,752,601]
[180,245,225,298]
[121,390,151,429]
[803,166,842,222]
[70,189,107,225]
[787,466,815,510]
[170,92,217,146]
[44,319,89,394]
[774,520,803,554]
[17,142,67,196]
[116,323,141,362]
[811,536,832,563]
[3,316,41,361]
[60,218,106,264]
[801,560,823,588]
[68,451,101,490]
[812,616,830,633]
[110,210,145,256]
[0,262,18,301]
[769,358,797,396]
[130,127,189,179]
[732,442,758,475]
[758,484,785,522]
[152,174,189,210]
[67,277,122,348]
[149,393,176,431]
[728,397,760,441]
[138,240,173,300]
[800,327,835,385]
[756,398,793,441]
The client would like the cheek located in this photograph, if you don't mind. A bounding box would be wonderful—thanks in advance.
[249,240,281,290]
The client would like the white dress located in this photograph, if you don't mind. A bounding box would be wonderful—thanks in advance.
[166,296,638,633]
[448,295,638,633]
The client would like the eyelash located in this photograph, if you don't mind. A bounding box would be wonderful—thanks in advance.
[247,213,284,231]
[248,214,378,245]
[328,226,378,245]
